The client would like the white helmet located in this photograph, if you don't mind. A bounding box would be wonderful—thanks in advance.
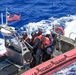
[45,30,51,35]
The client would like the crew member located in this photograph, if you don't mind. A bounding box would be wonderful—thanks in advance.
[22,31,31,51]
[30,31,42,67]
[22,32,30,44]
[43,30,54,61]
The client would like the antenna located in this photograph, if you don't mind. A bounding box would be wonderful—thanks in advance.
[51,0,56,32]
[6,8,8,25]
[1,13,3,25]
[52,0,54,17]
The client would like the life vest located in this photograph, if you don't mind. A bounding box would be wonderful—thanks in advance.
[37,34,43,40]
[43,37,50,45]
[55,27,64,36]
[37,34,45,50]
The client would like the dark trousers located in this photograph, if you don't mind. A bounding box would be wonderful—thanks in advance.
[30,49,41,67]
[35,49,41,65]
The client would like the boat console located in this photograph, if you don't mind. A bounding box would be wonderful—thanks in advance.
[0,25,33,75]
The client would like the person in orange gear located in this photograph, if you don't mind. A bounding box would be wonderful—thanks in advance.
[37,28,45,50]
[30,31,42,67]
[43,31,54,61]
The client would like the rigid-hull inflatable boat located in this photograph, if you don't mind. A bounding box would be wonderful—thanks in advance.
[0,25,76,75]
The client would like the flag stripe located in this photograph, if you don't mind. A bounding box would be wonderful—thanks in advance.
[7,14,21,22]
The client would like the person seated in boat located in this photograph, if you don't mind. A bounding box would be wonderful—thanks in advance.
[30,31,42,67]
[43,30,54,61]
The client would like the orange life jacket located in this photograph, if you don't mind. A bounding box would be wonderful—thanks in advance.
[37,34,43,40]
[32,34,42,44]
[43,37,50,45]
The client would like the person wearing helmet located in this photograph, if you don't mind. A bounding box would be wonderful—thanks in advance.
[37,28,42,35]
[30,31,37,46]
[31,32,36,37]
[22,32,30,44]
[43,30,54,61]
[30,31,42,67]
[37,28,45,50]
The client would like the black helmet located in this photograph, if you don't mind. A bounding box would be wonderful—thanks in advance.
[22,32,27,36]
[31,31,36,37]
[38,28,42,35]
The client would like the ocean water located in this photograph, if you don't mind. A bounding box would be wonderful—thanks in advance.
[0,0,76,75]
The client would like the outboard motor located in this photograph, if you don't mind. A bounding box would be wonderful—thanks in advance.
[0,25,32,66]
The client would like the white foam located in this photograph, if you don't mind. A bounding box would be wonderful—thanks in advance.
[22,15,76,39]
[0,39,7,56]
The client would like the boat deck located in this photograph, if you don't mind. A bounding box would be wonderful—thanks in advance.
[52,49,62,57]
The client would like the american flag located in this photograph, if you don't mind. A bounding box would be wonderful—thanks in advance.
[7,13,21,22]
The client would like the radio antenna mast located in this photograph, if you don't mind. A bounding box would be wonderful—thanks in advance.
[6,8,8,25]
[1,13,3,25]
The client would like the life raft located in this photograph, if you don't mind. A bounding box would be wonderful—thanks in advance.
[55,27,64,36]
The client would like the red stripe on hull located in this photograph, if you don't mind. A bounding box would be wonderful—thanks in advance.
[45,58,76,75]
[21,48,76,75]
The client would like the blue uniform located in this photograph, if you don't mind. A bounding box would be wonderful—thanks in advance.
[32,37,42,65]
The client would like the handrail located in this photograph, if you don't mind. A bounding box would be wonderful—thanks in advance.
[69,32,76,39]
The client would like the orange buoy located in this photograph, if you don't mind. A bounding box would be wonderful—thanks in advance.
[55,27,64,36]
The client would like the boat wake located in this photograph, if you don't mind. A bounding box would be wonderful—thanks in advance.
[20,15,76,39]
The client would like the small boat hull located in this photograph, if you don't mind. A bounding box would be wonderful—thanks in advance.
[21,48,76,75]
